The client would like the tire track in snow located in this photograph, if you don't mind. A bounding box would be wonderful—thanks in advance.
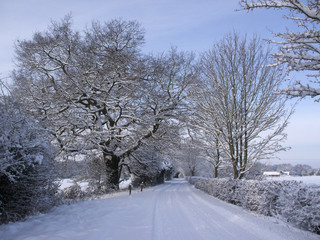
[151,180,204,240]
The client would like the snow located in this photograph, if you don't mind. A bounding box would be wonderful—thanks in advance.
[78,181,89,191]
[263,171,281,176]
[34,155,43,164]
[119,178,132,190]
[0,179,318,240]
[59,179,75,189]
[58,179,89,191]
[267,175,320,186]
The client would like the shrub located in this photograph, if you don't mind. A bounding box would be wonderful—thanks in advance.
[189,177,320,234]
[61,184,86,201]
[0,103,59,224]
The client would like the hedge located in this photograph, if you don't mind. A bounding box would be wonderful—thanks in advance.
[187,177,320,234]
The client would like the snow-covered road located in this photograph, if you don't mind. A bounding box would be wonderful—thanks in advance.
[1,179,318,240]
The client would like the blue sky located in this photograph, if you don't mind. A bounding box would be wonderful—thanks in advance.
[1,0,319,167]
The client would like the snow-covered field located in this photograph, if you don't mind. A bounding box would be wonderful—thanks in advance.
[267,176,320,185]
[0,179,318,240]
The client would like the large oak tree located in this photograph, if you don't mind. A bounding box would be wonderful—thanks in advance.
[12,16,195,188]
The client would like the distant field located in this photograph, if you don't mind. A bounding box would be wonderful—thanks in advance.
[267,176,320,185]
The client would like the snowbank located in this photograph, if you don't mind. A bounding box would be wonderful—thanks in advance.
[187,177,320,234]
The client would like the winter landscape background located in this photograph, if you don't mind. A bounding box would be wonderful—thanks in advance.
[1,0,320,239]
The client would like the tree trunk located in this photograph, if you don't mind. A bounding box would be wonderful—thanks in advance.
[103,152,120,190]
[190,168,195,177]
[231,156,239,179]
[229,138,239,179]
[214,166,218,178]
[214,136,220,178]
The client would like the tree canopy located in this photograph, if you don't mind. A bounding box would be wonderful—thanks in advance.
[12,16,196,188]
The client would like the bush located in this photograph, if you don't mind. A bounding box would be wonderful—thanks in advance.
[189,177,320,234]
[0,103,59,224]
[61,184,86,201]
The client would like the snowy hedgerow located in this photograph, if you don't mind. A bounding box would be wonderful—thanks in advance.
[189,177,320,234]
[0,101,59,224]
[236,180,282,216]
[277,182,320,233]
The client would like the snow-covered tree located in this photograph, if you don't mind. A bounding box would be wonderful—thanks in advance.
[11,16,195,188]
[125,119,181,184]
[127,144,174,185]
[201,133,224,178]
[191,33,292,179]
[175,138,204,177]
[239,0,320,100]
[173,126,218,177]
[0,87,58,223]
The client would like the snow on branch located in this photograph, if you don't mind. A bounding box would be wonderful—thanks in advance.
[240,0,320,22]
[279,81,320,100]
[239,0,320,100]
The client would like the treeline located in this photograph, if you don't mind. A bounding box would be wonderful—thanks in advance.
[177,156,320,179]
[255,163,320,177]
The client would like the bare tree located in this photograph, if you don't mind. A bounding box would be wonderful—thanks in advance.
[202,134,224,178]
[239,0,320,100]
[175,135,204,177]
[11,16,195,188]
[176,126,221,178]
[191,33,292,179]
